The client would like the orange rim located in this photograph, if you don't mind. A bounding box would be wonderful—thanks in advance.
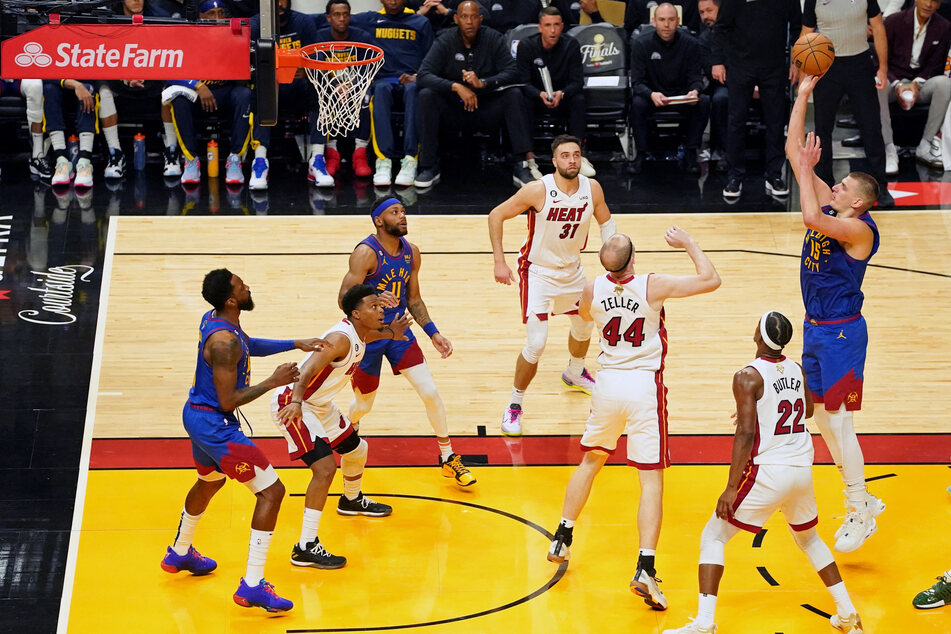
[276,41,384,71]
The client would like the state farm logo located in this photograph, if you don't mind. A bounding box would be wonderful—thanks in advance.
[14,41,184,69]
[15,42,52,67]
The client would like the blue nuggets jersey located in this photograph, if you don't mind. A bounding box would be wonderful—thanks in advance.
[360,234,415,326]
[187,310,250,411]
[800,206,880,321]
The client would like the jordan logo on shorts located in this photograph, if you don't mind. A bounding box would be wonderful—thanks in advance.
[837,330,847,339]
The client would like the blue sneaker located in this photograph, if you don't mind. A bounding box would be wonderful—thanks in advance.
[181,158,200,185]
[233,578,293,612]
[308,154,334,187]
[225,153,244,185]
[160,545,217,575]
[249,157,268,190]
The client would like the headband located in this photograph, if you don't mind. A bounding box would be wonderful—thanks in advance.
[371,197,401,219]
[199,0,224,14]
[759,312,782,351]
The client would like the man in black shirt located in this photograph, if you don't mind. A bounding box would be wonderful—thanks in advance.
[629,3,709,174]
[511,7,590,182]
[484,0,574,33]
[697,0,727,170]
[415,0,525,187]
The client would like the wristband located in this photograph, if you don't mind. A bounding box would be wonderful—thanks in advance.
[290,400,302,405]
[423,322,439,338]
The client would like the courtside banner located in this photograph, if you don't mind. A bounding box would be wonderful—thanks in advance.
[1,20,251,80]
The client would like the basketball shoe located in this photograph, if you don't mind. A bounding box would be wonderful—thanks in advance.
[395,155,417,187]
[291,540,347,569]
[249,157,269,190]
[163,146,182,177]
[547,525,572,563]
[336,492,392,517]
[830,612,864,633]
[631,566,668,610]
[30,154,52,180]
[52,156,73,186]
[308,154,334,187]
[104,148,126,179]
[663,619,717,633]
[181,157,200,185]
[580,156,597,177]
[225,153,244,185]
[835,493,885,541]
[501,404,523,437]
[352,146,372,178]
[913,570,951,609]
[440,453,476,487]
[233,578,293,612]
[74,158,94,188]
[527,157,543,179]
[373,157,392,186]
[324,146,341,176]
[562,368,596,395]
[160,545,217,575]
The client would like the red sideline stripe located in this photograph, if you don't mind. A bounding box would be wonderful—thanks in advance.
[89,433,951,469]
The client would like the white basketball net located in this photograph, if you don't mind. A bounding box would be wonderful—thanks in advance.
[302,43,384,138]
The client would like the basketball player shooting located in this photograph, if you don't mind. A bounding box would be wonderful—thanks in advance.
[488,134,617,437]
[785,75,884,553]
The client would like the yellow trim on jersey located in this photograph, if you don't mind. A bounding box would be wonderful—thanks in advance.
[368,95,386,160]
[168,103,195,162]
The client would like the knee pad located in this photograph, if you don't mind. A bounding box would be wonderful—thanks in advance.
[698,515,738,566]
[568,314,593,342]
[521,316,548,364]
[98,85,116,119]
[19,79,43,124]
[791,527,834,571]
[340,438,368,477]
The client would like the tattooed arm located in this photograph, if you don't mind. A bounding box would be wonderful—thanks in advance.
[205,330,299,412]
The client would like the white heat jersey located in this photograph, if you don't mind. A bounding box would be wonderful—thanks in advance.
[518,173,595,270]
[589,273,665,372]
[748,357,814,467]
[275,319,364,409]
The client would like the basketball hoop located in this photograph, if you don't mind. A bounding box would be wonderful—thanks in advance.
[276,41,384,138]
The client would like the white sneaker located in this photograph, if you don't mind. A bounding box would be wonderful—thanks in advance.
[561,368,596,395]
[527,157,543,180]
[308,154,334,187]
[630,566,668,610]
[74,158,93,188]
[580,156,597,177]
[373,157,392,187]
[501,404,523,437]
[394,155,417,187]
[52,156,74,186]
[830,612,864,633]
[916,138,943,169]
[835,492,885,540]
[249,157,269,190]
[663,619,717,634]
[834,503,877,553]
[885,143,899,175]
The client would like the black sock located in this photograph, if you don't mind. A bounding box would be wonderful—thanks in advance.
[638,554,655,577]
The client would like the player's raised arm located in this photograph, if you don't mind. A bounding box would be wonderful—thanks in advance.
[488,180,544,285]
[207,330,299,412]
[589,179,617,244]
[406,243,453,359]
[646,226,721,309]
[339,244,380,309]
[785,75,833,204]
[717,367,762,520]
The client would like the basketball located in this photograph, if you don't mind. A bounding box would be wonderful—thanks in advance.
[792,32,835,76]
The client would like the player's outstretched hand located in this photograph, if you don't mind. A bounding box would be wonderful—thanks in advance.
[378,290,399,308]
[277,401,303,426]
[494,261,516,285]
[715,485,737,520]
[799,131,822,171]
[432,332,453,359]
[664,225,694,249]
[295,337,330,352]
[797,74,819,98]
[387,311,414,341]
[269,362,299,388]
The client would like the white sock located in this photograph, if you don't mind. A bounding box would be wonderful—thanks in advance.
[510,387,525,407]
[245,528,272,586]
[308,143,324,159]
[163,122,177,149]
[568,356,585,376]
[255,145,267,159]
[79,132,94,153]
[299,507,321,549]
[171,509,202,556]
[560,517,575,529]
[697,593,718,627]
[103,125,120,151]
[639,548,656,557]
[50,130,66,151]
[355,138,369,149]
[31,132,44,157]
[827,580,856,617]
[438,439,453,462]
[326,139,337,151]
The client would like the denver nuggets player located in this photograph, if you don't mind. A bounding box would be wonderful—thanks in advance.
[786,75,884,554]
[488,134,616,436]
[338,199,476,487]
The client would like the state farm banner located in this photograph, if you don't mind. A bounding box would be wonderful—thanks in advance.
[1,21,251,80]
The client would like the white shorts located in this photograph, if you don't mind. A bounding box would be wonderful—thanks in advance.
[269,393,353,459]
[730,463,819,533]
[519,261,586,323]
[580,368,670,469]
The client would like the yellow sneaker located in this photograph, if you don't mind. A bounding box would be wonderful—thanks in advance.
[441,453,477,487]
[830,612,863,633]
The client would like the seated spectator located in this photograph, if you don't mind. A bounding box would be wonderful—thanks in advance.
[351,0,433,187]
[44,79,97,188]
[313,0,375,182]
[407,0,483,32]
[250,0,320,189]
[165,0,253,185]
[149,0,185,17]
[0,79,49,180]
[696,0,726,168]
[628,3,709,174]
[415,0,525,187]
[879,0,951,172]
[512,6,590,180]
[587,0,701,36]
[484,0,573,33]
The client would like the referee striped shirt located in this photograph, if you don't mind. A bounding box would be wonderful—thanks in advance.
[803,0,882,57]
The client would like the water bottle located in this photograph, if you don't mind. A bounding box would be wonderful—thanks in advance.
[133,133,147,170]
[67,134,79,168]
[206,140,219,179]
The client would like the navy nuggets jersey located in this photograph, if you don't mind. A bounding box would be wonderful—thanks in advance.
[800,206,879,320]
[187,310,250,412]
[360,234,415,327]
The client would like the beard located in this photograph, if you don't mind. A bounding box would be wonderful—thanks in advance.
[385,221,408,237]
[556,164,580,179]
[237,294,255,311]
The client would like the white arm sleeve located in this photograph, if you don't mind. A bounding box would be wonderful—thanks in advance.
[599,217,617,244]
